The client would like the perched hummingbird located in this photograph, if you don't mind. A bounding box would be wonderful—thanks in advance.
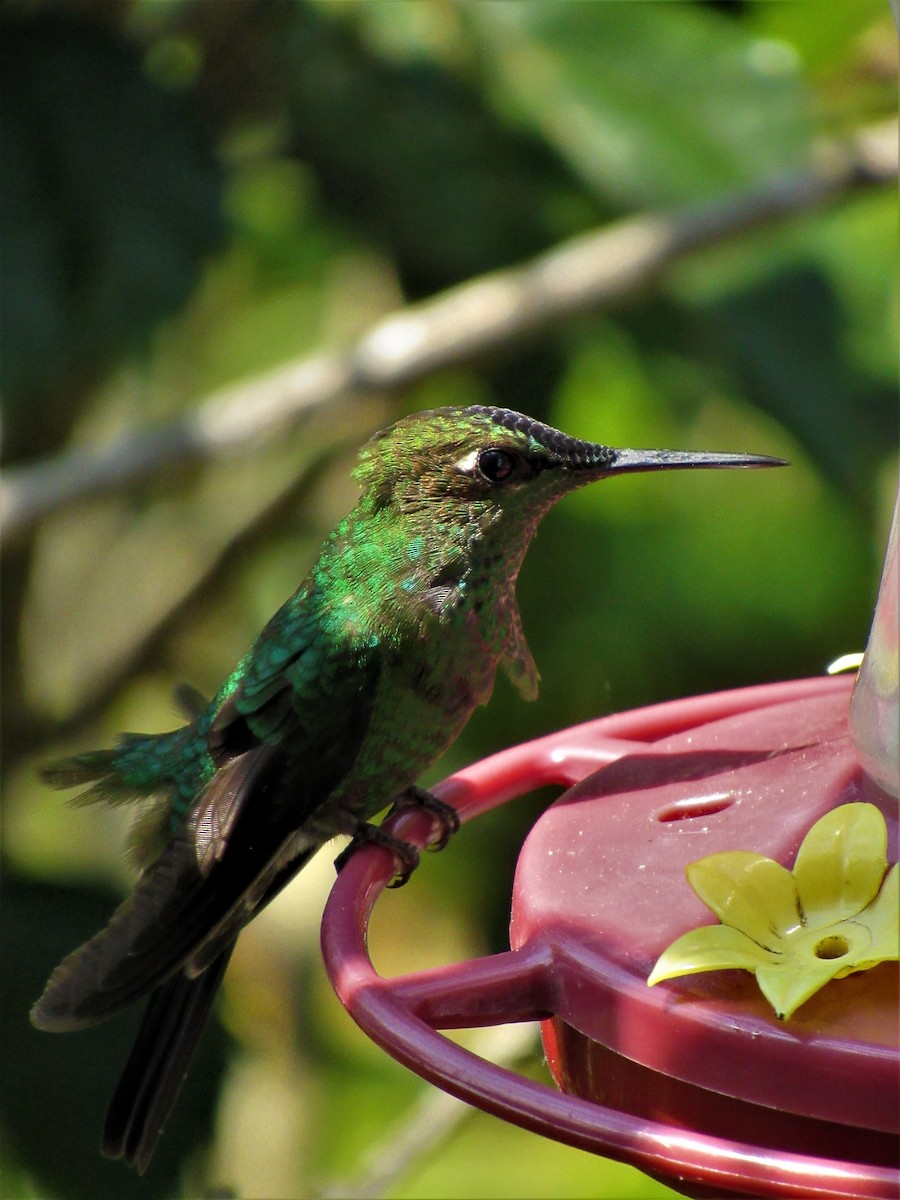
[32,405,784,1171]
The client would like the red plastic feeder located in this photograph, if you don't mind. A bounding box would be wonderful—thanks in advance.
[322,670,898,1199]
[323,495,898,1196]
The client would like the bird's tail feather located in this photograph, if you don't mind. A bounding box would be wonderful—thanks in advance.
[30,826,209,1031]
[41,739,180,869]
[42,746,146,806]
[42,720,203,812]
[31,749,306,1033]
[102,945,235,1174]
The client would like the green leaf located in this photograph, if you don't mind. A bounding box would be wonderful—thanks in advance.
[469,1,813,207]
[693,264,899,493]
[749,0,889,73]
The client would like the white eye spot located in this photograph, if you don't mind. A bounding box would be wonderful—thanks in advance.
[453,449,481,475]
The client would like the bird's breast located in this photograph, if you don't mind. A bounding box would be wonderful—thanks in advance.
[326,605,500,828]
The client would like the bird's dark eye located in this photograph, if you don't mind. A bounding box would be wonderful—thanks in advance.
[478,448,517,483]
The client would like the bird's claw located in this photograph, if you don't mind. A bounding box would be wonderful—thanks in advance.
[394,785,460,851]
[334,822,420,887]
[334,790,459,886]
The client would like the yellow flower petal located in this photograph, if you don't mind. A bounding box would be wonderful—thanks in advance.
[793,803,889,928]
[755,959,846,1020]
[846,863,900,969]
[686,851,800,947]
[648,923,779,986]
[648,806,898,1020]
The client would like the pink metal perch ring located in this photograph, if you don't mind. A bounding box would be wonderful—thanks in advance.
[321,675,898,1200]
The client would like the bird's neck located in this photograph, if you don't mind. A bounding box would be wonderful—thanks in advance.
[317,494,548,653]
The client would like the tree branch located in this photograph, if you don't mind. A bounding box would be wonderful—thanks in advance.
[3,119,896,550]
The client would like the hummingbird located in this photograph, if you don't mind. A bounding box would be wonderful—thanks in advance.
[31,404,785,1171]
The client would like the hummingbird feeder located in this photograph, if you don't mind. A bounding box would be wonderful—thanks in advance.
[321,494,899,1199]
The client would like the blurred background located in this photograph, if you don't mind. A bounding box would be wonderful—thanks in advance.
[1,1,896,1197]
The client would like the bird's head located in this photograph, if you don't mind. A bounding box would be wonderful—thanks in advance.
[354,405,785,526]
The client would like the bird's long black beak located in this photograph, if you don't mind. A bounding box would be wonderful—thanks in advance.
[604,448,788,475]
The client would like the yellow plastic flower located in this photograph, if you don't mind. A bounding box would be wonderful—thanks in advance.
[648,803,899,1019]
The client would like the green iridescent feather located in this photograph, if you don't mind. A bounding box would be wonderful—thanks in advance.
[32,404,783,1172]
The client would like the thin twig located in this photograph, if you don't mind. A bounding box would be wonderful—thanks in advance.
[2,119,896,549]
[313,1024,540,1200]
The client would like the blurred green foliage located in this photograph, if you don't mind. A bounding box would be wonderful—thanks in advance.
[1,2,896,1198]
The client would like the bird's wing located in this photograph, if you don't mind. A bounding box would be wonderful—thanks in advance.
[32,636,381,1032]
[199,594,380,867]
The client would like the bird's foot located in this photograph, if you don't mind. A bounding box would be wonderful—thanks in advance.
[394,785,460,851]
[334,791,459,886]
[334,822,420,888]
